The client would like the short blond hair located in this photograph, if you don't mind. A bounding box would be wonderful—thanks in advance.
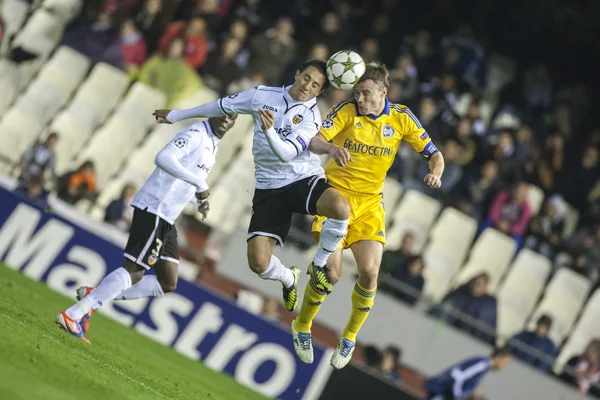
[357,62,390,88]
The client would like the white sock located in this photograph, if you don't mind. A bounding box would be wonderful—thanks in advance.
[115,275,164,300]
[258,255,295,288]
[313,218,349,267]
[65,267,132,320]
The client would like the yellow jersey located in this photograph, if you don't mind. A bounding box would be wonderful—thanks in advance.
[320,98,437,195]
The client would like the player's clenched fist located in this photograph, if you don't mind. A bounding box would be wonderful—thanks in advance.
[258,109,275,130]
[153,109,172,124]
[197,200,210,220]
[424,174,442,189]
[195,189,210,201]
[329,146,351,167]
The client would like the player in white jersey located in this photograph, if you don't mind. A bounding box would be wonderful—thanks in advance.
[153,60,352,314]
[56,115,238,343]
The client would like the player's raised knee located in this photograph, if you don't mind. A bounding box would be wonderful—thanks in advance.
[247,252,270,274]
[358,266,379,289]
[159,279,178,294]
[317,189,350,220]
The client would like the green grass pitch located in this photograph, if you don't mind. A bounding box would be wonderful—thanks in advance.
[0,264,268,400]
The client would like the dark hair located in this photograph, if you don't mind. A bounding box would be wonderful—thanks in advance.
[364,345,382,367]
[79,160,95,172]
[298,59,330,91]
[384,345,402,362]
[358,62,390,88]
[491,347,511,358]
[47,132,59,141]
[472,271,490,284]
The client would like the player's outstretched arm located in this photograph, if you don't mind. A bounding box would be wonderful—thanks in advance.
[424,151,444,189]
[154,88,258,124]
[309,133,351,167]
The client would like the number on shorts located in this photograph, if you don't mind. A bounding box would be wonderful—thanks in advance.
[151,238,163,257]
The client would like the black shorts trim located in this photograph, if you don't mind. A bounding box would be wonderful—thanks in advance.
[247,175,331,246]
[124,207,179,269]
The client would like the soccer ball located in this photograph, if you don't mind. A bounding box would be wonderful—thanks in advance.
[326,50,366,90]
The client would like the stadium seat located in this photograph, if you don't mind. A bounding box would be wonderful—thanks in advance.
[124,123,183,177]
[41,0,83,23]
[49,110,95,175]
[75,115,147,188]
[236,290,264,315]
[70,62,129,126]
[9,32,56,89]
[0,59,20,114]
[382,177,403,220]
[527,184,545,216]
[528,268,592,344]
[1,0,30,38]
[173,87,219,109]
[12,79,69,124]
[17,8,65,44]
[89,168,151,221]
[0,108,44,166]
[421,244,461,303]
[452,228,516,292]
[496,249,552,343]
[554,289,600,373]
[428,207,478,267]
[386,190,441,252]
[115,82,167,132]
[37,46,90,96]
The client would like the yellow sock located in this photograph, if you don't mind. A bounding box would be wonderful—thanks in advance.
[342,282,376,342]
[294,280,327,333]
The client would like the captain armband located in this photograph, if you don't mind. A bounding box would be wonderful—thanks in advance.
[421,141,440,160]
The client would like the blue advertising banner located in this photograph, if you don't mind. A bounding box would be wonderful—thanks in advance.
[0,187,332,400]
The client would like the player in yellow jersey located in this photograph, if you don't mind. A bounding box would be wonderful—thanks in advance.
[290,63,445,369]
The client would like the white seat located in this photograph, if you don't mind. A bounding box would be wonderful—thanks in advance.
[70,62,129,124]
[497,249,552,342]
[75,115,146,188]
[0,59,21,114]
[95,169,149,211]
[0,108,44,166]
[382,177,403,221]
[554,289,600,373]
[49,110,95,175]
[124,123,183,177]
[173,87,219,109]
[115,82,167,131]
[386,190,441,252]
[421,245,461,303]
[1,0,30,37]
[428,207,478,267]
[37,46,90,95]
[12,79,70,124]
[562,203,579,239]
[529,268,592,344]
[209,114,254,186]
[18,8,65,44]
[41,0,83,22]
[236,290,264,315]
[453,228,516,292]
[527,184,545,216]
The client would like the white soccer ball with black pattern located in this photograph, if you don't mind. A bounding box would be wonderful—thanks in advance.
[326,50,366,90]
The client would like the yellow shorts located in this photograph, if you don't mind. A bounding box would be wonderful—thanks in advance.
[312,188,386,249]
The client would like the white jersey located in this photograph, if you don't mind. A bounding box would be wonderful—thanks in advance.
[218,85,324,189]
[132,121,218,224]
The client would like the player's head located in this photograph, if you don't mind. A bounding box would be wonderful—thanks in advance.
[354,62,389,116]
[289,59,329,102]
[208,114,238,138]
[490,347,512,371]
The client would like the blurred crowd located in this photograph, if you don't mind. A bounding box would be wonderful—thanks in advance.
[4,0,600,395]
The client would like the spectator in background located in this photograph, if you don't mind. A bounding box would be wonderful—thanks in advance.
[560,339,600,395]
[303,12,343,57]
[227,70,264,95]
[555,146,599,212]
[281,42,329,88]
[158,17,209,69]
[566,223,600,283]
[530,133,564,191]
[425,348,512,400]
[57,160,97,205]
[379,345,403,385]
[525,195,566,259]
[16,174,49,208]
[429,272,497,345]
[453,160,500,221]
[381,232,415,273]
[360,38,379,64]
[226,19,251,70]
[105,183,136,231]
[229,0,266,35]
[483,181,532,248]
[382,255,425,306]
[488,131,520,184]
[102,19,147,72]
[18,133,59,189]
[202,36,243,94]
[138,37,203,106]
[523,64,552,117]
[364,345,383,369]
[389,53,419,102]
[506,314,557,373]
[194,0,221,33]
[133,0,165,54]
[453,117,478,166]
[249,17,296,85]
